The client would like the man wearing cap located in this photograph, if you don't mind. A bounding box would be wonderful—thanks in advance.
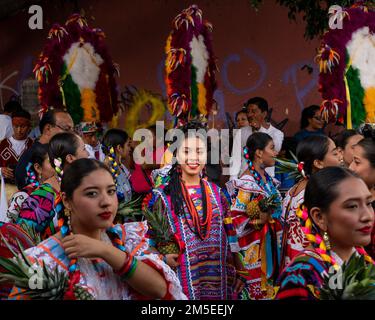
[76,122,105,161]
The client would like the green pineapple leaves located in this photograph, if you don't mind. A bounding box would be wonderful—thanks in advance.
[321,254,375,300]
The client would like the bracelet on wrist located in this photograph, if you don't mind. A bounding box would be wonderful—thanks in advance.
[115,252,138,280]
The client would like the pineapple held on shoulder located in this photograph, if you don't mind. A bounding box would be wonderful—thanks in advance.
[143,196,183,256]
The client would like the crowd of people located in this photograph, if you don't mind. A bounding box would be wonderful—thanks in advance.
[0,95,374,300]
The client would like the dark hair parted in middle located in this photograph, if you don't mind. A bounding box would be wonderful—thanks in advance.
[304,166,359,213]
[61,158,113,200]
[102,128,129,155]
[245,132,273,162]
[164,121,208,218]
[296,135,331,176]
[48,132,81,169]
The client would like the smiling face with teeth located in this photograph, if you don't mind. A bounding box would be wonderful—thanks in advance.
[176,135,207,183]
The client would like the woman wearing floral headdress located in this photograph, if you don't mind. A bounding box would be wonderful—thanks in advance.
[225,132,282,300]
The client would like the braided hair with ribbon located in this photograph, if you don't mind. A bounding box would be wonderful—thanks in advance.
[25,163,40,188]
[102,129,130,183]
[48,132,83,181]
[298,166,374,270]
[25,143,51,187]
[59,158,134,300]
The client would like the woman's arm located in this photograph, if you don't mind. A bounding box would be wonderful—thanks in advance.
[62,234,167,299]
[100,243,167,299]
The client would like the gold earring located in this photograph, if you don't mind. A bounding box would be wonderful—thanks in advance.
[64,208,71,217]
[323,231,331,251]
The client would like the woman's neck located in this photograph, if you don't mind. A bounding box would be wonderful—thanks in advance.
[181,173,200,186]
[330,243,355,263]
[71,223,102,241]
[252,161,266,180]
[45,175,61,191]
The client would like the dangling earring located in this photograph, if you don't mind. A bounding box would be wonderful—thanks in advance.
[65,209,72,231]
[323,231,331,250]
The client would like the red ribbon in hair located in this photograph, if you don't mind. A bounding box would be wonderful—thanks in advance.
[297,162,306,178]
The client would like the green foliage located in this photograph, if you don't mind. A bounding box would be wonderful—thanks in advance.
[117,196,144,223]
[249,0,356,39]
[143,198,173,243]
[0,232,67,299]
[258,193,281,213]
[320,254,375,300]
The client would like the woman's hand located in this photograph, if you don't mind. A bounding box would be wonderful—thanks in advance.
[164,254,180,267]
[61,234,107,259]
[1,167,14,179]
[233,277,246,294]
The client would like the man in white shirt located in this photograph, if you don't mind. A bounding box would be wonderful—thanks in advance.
[0,101,23,141]
[230,97,284,179]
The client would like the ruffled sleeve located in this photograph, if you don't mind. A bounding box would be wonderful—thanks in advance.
[114,222,187,300]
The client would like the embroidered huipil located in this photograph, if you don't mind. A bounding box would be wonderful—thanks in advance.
[225,174,283,300]
[148,180,234,300]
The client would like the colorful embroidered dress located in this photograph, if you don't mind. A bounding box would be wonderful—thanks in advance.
[148,180,234,300]
[225,174,283,300]
[6,184,36,223]
[16,183,62,239]
[276,248,368,300]
[279,187,309,271]
[8,221,187,300]
[275,249,327,300]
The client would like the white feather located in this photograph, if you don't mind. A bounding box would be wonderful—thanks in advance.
[346,27,375,89]
[63,42,104,90]
[190,35,209,83]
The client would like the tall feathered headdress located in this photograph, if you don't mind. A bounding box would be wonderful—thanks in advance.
[165,5,218,127]
[316,3,375,128]
[33,14,119,124]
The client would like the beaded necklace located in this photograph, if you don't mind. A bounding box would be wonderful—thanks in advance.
[180,179,213,241]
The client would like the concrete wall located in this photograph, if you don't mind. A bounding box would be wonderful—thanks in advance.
[0,0,322,135]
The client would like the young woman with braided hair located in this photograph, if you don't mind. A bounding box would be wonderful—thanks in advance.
[145,121,235,300]
[6,143,55,223]
[16,132,88,240]
[8,158,185,300]
[102,128,133,204]
[276,167,374,300]
[225,132,283,300]
[280,135,342,270]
